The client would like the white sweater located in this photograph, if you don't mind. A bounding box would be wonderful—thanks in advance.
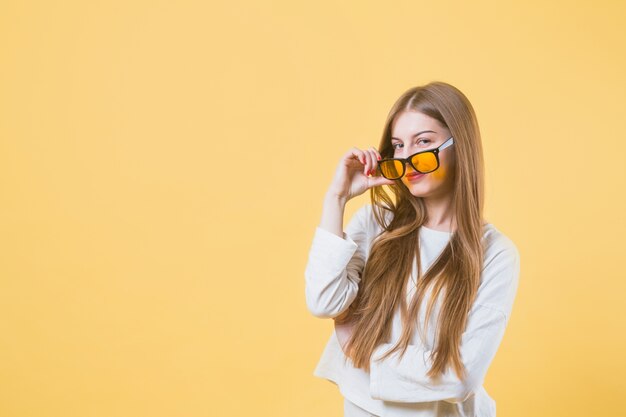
[304,204,520,417]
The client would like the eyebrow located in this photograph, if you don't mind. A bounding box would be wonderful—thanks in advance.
[391,130,436,142]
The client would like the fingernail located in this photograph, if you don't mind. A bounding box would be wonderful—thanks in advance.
[377,155,381,160]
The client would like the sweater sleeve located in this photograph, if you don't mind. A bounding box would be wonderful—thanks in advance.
[304,205,370,319]
[369,244,521,403]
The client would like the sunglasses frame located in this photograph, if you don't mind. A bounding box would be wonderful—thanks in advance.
[377,136,455,180]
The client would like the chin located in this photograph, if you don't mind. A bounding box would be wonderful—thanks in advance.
[408,188,435,198]
[404,179,443,197]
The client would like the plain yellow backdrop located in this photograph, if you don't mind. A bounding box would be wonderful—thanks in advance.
[1,1,625,416]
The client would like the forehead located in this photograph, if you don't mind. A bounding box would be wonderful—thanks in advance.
[391,111,441,137]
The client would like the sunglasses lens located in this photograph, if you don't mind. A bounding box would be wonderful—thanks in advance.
[379,160,404,180]
[411,152,438,173]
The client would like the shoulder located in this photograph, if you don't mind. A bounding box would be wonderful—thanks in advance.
[348,203,377,227]
[346,204,373,231]
[481,223,520,271]
[345,204,387,246]
[360,203,391,236]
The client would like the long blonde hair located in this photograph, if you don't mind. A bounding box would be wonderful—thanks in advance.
[335,81,486,381]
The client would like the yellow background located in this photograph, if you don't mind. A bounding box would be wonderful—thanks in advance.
[1,1,625,416]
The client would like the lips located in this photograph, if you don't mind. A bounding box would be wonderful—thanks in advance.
[406,172,425,181]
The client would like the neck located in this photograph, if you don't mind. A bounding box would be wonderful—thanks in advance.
[422,193,456,232]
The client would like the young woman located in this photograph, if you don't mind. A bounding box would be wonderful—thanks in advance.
[304,81,520,417]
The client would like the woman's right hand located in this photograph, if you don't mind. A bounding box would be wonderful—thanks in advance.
[327,146,396,201]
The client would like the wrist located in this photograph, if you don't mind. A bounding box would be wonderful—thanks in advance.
[324,190,349,207]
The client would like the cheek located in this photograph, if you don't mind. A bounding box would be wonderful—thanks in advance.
[430,164,448,181]
[431,156,455,181]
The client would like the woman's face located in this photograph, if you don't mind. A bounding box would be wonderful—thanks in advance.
[390,111,456,198]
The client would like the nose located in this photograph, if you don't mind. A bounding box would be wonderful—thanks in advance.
[403,159,417,174]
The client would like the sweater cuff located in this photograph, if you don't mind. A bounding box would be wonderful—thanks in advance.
[308,226,359,276]
[369,343,392,400]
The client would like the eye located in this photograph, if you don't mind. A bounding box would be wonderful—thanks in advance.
[392,139,430,150]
